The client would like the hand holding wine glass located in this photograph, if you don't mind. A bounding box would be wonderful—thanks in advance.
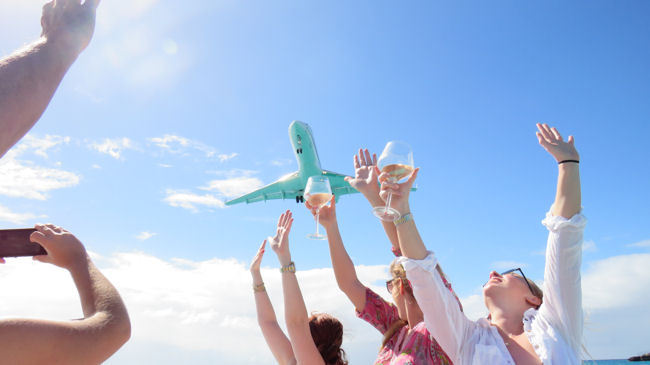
[372,141,414,221]
[304,176,332,240]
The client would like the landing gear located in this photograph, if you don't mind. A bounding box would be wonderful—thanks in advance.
[296,148,303,154]
[296,195,304,203]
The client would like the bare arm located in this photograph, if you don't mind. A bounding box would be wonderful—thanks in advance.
[250,240,295,365]
[0,0,99,157]
[345,149,400,252]
[536,123,581,218]
[0,224,130,365]
[270,211,325,365]
[306,197,367,311]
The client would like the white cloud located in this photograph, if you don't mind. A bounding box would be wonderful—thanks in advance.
[2,251,648,363]
[582,240,597,252]
[0,204,41,224]
[582,253,650,310]
[0,154,80,200]
[158,163,173,168]
[270,159,293,167]
[0,252,390,364]
[16,135,71,158]
[136,232,157,241]
[626,239,650,248]
[201,177,264,199]
[149,135,217,158]
[90,138,135,159]
[217,153,238,162]
[490,261,528,271]
[163,189,224,212]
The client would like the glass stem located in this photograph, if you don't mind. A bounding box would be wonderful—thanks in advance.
[315,209,320,236]
[384,191,393,213]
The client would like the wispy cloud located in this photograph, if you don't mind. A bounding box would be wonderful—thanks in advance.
[0,140,81,200]
[626,239,650,248]
[270,158,293,167]
[163,189,224,212]
[136,231,157,241]
[16,135,71,158]
[201,177,263,199]
[149,135,218,158]
[490,261,528,271]
[583,240,597,252]
[89,138,135,160]
[217,153,238,162]
[0,204,41,225]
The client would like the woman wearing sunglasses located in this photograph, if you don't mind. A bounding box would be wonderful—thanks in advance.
[304,149,461,365]
[379,124,586,364]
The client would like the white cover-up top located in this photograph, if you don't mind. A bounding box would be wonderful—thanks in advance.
[399,210,587,365]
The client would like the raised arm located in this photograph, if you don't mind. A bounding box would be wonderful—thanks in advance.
[0,0,100,157]
[250,240,295,365]
[306,197,366,311]
[0,224,130,365]
[269,211,325,365]
[378,168,473,363]
[536,124,586,353]
[536,123,581,218]
[345,149,401,254]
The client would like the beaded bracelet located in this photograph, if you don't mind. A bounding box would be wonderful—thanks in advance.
[280,262,296,273]
[253,282,266,292]
[394,212,413,227]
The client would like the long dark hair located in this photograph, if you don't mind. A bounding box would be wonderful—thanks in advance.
[308,313,348,365]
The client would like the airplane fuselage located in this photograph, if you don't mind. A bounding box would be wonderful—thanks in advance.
[289,121,323,187]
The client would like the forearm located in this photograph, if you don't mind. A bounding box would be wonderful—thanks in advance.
[251,271,279,325]
[395,204,428,260]
[324,223,360,290]
[68,256,131,342]
[552,163,581,219]
[281,269,309,328]
[0,39,76,157]
[323,222,366,310]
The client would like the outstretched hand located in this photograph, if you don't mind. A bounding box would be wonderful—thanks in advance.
[305,196,336,229]
[536,123,580,162]
[344,149,381,203]
[268,210,294,266]
[378,167,419,214]
[250,240,266,274]
[41,0,101,57]
[29,224,88,271]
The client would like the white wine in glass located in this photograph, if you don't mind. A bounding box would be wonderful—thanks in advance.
[304,176,332,240]
[373,141,414,222]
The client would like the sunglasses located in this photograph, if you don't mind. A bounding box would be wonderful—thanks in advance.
[486,268,536,296]
[385,278,395,293]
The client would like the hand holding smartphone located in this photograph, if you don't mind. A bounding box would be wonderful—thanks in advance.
[0,228,47,258]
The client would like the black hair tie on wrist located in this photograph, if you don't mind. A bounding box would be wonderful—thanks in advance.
[558,159,580,165]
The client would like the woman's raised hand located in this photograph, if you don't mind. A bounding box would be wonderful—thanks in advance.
[269,210,294,266]
[344,149,381,203]
[378,167,419,215]
[250,240,266,274]
[305,196,337,229]
[536,123,580,162]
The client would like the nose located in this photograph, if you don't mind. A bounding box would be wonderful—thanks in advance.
[489,271,501,279]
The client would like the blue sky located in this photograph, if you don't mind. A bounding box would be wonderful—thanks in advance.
[1,1,649,363]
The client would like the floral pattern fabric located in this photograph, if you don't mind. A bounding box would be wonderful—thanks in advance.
[356,288,452,365]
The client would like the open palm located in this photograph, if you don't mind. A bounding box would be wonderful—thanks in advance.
[536,123,579,162]
[269,210,293,261]
[345,148,379,197]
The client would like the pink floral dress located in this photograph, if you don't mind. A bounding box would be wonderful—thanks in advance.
[356,288,453,365]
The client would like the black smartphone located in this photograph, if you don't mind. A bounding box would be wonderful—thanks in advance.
[0,228,47,257]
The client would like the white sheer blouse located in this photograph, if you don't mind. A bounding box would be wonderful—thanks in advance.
[399,210,587,365]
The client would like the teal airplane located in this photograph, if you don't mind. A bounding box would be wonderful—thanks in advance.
[225,121,359,205]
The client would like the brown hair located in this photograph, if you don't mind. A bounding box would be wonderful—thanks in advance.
[308,313,348,365]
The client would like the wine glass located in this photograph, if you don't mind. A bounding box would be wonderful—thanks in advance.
[372,141,414,221]
[304,176,332,240]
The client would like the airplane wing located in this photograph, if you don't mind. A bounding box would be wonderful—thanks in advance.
[323,170,417,202]
[225,172,303,206]
[323,170,359,201]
